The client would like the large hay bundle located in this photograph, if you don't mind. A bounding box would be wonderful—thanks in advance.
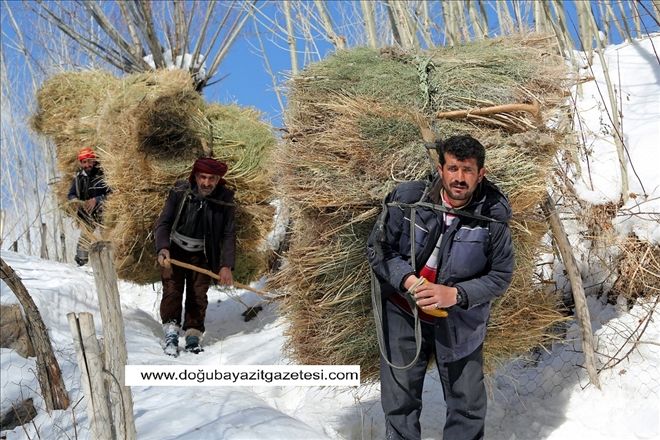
[207,104,276,283]
[31,71,121,211]
[33,70,276,284]
[273,34,572,381]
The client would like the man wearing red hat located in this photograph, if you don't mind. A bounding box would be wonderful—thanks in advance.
[67,147,110,266]
[154,157,236,356]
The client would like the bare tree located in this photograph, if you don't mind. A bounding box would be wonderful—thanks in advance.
[314,0,346,49]
[361,0,378,48]
[0,258,70,411]
[24,1,254,90]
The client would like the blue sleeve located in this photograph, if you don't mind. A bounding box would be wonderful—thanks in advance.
[366,188,415,293]
[455,220,514,308]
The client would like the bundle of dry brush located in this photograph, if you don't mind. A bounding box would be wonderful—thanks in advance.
[272,34,576,381]
[32,69,275,284]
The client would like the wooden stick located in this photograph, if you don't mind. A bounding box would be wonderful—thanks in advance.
[436,101,541,119]
[167,258,271,298]
[0,258,70,411]
[542,192,601,389]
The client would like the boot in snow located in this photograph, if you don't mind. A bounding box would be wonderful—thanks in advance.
[163,322,180,357]
[75,243,89,266]
[184,335,203,354]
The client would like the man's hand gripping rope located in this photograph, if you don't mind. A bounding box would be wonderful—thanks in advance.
[407,277,448,318]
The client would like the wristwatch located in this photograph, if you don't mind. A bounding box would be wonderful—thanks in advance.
[455,287,466,308]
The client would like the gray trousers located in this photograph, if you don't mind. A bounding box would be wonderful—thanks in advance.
[380,300,487,440]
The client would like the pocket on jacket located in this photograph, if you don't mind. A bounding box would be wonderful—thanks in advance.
[449,226,489,279]
[401,216,428,256]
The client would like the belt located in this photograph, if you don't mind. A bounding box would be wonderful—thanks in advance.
[171,231,204,252]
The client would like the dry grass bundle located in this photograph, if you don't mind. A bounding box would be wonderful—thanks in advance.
[89,71,205,282]
[275,34,572,381]
[611,237,660,300]
[205,104,275,205]
[101,71,275,283]
[33,69,275,284]
[269,208,381,378]
[32,71,121,209]
[100,70,208,165]
[233,203,276,283]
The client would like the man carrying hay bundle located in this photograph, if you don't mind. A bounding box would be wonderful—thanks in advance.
[155,157,235,356]
[67,147,110,266]
[367,135,514,440]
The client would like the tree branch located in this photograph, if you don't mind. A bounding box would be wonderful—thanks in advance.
[118,0,146,62]
[137,0,165,67]
[435,101,541,120]
[83,1,149,70]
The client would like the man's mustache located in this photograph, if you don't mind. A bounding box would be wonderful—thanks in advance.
[451,182,468,188]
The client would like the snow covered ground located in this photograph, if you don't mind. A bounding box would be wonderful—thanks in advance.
[1,36,659,440]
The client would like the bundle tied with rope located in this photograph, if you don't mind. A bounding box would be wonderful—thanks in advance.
[32,69,276,284]
[271,34,574,381]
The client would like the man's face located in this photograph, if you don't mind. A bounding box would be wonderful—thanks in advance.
[195,172,221,197]
[80,158,95,172]
[437,153,485,206]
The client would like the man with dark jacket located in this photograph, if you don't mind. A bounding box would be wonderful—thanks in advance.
[367,135,514,440]
[154,157,235,356]
[67,147,110,266]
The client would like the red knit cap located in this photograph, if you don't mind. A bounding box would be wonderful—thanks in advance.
[189,157,228,185]
[77,147,96,161]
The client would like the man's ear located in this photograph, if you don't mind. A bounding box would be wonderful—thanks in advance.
[478,167,486,183]
[436,164,443,176]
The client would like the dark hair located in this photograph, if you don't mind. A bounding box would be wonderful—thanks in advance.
[435,135,486,169]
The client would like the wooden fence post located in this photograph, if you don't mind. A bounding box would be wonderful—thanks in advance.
[88,241,137,440]
[542,193,601,389]
[67,312,113,440]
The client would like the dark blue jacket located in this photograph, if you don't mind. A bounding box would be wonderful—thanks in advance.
[67,164,110,223]
[367,175,514,362]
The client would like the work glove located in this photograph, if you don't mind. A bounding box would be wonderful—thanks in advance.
[157,249,171,269]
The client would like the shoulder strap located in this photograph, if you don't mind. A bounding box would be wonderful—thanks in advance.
[170,187,192,240]
[371,269,423,370]
[387,201,503,224]
[371,191,423,370]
